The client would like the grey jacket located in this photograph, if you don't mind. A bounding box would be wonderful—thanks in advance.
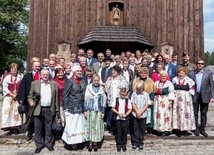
[188,70,214,103]
[62,78,86,113]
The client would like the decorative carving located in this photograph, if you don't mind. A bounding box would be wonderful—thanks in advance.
[161,42,174,58]
[56,41,71,63]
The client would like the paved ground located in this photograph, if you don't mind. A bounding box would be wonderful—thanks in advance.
[0,138,214,155]
[0,95,214,155]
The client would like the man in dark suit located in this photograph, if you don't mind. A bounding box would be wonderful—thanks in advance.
[188,58,214,138]
[98,57,112,85]
[86,49,98,67]
[16,61,41,139]
[28,69,59,153]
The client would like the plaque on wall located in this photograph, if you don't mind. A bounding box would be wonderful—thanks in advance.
[161,42,174,58]
[56,41,71,63]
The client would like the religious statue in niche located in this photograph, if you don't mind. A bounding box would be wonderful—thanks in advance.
[113,4,120,25]
[56,41,71,63]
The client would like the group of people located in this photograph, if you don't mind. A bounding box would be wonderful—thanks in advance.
[1,48,214,153]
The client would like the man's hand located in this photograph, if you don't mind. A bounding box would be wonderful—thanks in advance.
[29,101,35,107]
[84,111,88,120]
[210,98,214,103]
[101,113,104,119]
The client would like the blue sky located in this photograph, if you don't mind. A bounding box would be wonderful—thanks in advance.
[204,0,214,52]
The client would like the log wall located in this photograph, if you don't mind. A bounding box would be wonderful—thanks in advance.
[28,0,204,65]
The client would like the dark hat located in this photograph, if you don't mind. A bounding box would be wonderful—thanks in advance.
[182,52,190,57]
[104,57,112,62]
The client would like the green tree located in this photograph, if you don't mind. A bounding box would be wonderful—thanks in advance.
[209,51,214,65]
[0,0,29,74]
[204,51,214,66]
[204,51,211,66]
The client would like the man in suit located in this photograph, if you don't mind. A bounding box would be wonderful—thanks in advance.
[28,69,59,153]
[86,49,98,67]
[164,54,176,80]
[98,57,112,84]
[92,53,105,74]
[16,61,41,139]
[188,58,214,138]
[48,60,55,80]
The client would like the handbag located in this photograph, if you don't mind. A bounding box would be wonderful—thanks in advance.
[52,113,63,132]
[18,104,27,114]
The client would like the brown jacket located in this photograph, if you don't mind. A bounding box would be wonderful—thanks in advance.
[28,80,59,116]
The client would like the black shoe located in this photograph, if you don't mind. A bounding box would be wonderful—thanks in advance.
[27,131,33,140]
[139,146,144,151]
[182,131,192,136]
[132,145,137,150]
[47,146,54,151]
[35,147,44,153]
[88,145,92,152]
[163,131,171,136]
[122,147,127,152]
[200,131,208,138]
[94,145,98,152]
[117,147,121,152]
[72,144,78,150]
[193,130,200,136]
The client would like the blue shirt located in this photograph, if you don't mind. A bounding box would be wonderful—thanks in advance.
[196,70,203,93]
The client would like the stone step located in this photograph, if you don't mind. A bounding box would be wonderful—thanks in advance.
[1,130,214,146]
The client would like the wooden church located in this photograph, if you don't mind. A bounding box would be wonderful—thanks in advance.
[27,0,204,63]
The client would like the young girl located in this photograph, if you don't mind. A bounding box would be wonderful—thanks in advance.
[131,82,150,151]
[111,88,132,152]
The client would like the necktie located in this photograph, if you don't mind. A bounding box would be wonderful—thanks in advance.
[99,62,102,68]
[34,72,40,81]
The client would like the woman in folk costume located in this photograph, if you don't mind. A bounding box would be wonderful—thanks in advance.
[172,67,196,136]
[153,70,175,135]
[131,67,155,133]
[62,65,86,149]
[1,63,23,133]
[84,74,106,152]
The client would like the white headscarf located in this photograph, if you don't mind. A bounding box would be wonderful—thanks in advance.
[72,65,81,73]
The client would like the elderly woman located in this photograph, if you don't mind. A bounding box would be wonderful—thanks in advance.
[153,70,174,135]
[64,64,72,79]
[53,68,65,126]
[1,63,23,134]
[152,62,170,82]
[79,57,87,75]
[84,74,106,152]
[62,65,86,149]
[105,65,129,132]
[172,67,196,136]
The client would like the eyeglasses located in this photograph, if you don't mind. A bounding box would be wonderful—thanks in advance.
[197,63,204,65]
